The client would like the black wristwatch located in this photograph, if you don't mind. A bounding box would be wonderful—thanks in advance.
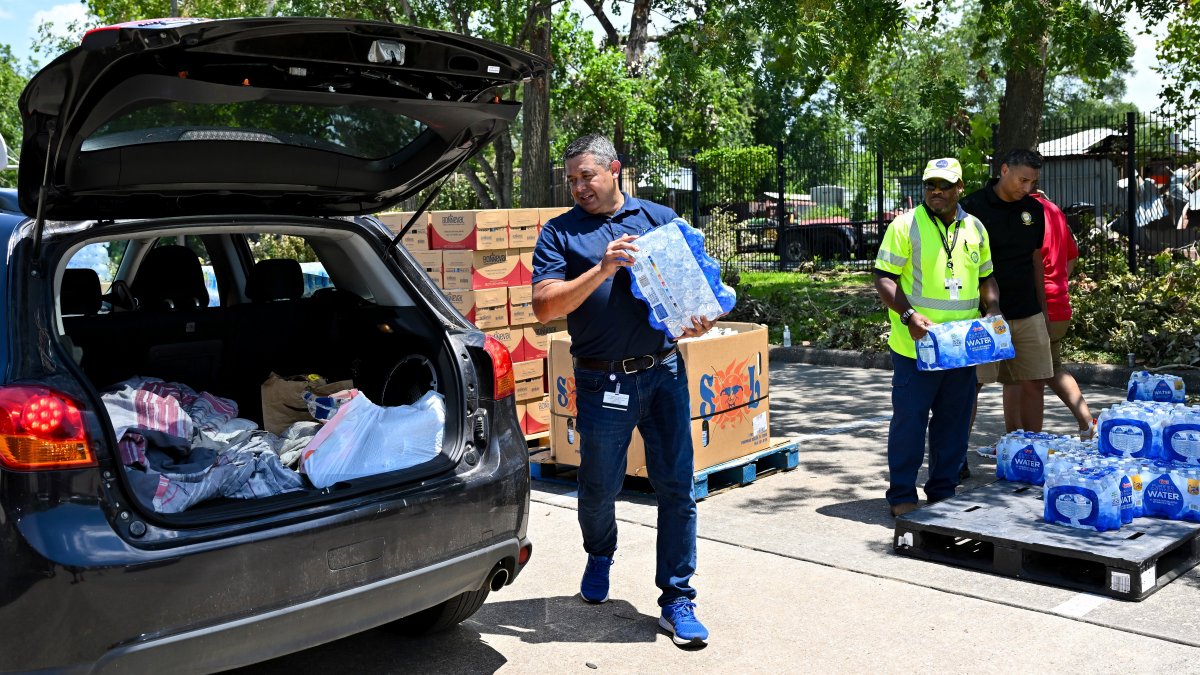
[900,308,915,325]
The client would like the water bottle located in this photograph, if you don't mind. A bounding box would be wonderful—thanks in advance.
[782,324,791,348]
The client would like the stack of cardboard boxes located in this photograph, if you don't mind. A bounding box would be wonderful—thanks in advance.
[377,208,571,437]
[547,322,773,475]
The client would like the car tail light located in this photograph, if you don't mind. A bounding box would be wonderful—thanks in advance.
[482,335,515,400]
[0,386,96,470]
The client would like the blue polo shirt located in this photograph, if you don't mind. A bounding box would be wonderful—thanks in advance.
[532,194,678,360]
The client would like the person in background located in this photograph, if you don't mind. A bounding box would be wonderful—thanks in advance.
[961,149,1052,432]
[1035,188,1094,438]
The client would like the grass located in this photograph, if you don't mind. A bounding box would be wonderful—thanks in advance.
[728,269,889,349]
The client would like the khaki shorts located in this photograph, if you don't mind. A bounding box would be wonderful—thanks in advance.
[976,313,1054,384]
[1048,320,1071,375]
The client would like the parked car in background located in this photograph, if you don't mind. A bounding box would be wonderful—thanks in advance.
[1,16,546,673]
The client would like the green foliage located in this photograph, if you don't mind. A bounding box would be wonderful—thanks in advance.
[0,45,25,189]
[1069,255,1200,367]
[552,46,660,158]
[694,146,775,203]
[727,270,889,351]
[248,234,318,262]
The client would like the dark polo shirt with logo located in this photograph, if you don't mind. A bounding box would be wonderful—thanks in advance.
[960,178,1046,320]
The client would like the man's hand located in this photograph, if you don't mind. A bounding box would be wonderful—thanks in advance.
[598,234,640,277]
[907,312,934,341]
[679,315,715,339]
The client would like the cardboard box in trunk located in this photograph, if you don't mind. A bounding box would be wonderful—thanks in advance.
[551,412,647,476]
[429,210,477,250]
[378,211,429,250]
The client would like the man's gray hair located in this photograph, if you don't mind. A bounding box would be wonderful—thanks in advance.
[564,134,618,167]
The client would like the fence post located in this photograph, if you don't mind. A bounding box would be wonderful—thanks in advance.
[776,141,787,272]
[875,149,885,258]
[690,148,700,228]
[1126,111,1138,274]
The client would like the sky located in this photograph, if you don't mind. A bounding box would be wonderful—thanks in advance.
[0,0,1170,112]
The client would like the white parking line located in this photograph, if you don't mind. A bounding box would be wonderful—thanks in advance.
[1051,592,1110,618]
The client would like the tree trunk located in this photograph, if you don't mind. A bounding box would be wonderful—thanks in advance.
[521,1,552,208]
[995,32,1049,166]
[625,0,652,77]
[493,123,515,209]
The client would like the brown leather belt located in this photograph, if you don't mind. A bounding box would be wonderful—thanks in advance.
[573,347,678,375]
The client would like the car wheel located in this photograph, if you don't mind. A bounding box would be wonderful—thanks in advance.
[388,587,491,635]
[778,230,811,263]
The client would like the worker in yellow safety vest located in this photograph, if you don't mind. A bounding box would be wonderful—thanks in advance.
[873,157,1001,518]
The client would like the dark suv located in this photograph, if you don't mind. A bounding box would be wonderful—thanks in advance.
[0,17,545,673]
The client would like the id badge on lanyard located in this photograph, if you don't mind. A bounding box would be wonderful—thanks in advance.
[602,374,630,411]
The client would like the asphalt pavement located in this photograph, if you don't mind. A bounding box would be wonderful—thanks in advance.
[235,361,1200,673]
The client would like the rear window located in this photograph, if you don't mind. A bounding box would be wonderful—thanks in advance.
[249,234,335,298]
[82,102,427,160]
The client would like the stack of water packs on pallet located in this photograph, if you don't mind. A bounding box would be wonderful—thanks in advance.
[627,218,736,339]
[991,397,1200,532]
[914,317,1015,371]
[1127,370,1186,404]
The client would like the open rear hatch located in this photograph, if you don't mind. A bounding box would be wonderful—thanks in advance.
[18,16,548,220]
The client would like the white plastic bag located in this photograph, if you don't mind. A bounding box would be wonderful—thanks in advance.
[299,389,445,488]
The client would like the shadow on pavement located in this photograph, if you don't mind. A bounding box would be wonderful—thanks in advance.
[224,620,508,674]
[472,595,657,645]
[815,497,895,528]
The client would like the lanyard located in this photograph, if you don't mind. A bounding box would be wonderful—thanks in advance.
[924,205,961,272]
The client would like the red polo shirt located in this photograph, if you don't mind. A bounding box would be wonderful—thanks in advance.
[1036,192,1078,322]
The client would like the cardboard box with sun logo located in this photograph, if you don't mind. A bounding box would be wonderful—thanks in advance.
[547,322,770,474]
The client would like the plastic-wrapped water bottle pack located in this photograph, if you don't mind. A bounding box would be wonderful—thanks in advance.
[1161,406,1200,465]
[1127,370,1186,404]
[627,218,737,339]
[914,317,1015,371]
[1096,401,1178,460]
[1043,465,1124,532]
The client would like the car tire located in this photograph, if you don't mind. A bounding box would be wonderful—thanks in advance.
[777,230,811,263]
[388,587,491,635]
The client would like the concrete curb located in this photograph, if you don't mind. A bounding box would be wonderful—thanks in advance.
[768,345,1200,390]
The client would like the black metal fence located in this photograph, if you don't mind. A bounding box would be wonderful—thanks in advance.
[549,111,1200,279]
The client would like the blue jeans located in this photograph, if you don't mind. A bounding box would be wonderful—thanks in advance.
[574,352,697,607]
[886,349,975,505]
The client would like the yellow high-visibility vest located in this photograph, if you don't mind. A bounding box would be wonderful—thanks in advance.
[875,204,993,358]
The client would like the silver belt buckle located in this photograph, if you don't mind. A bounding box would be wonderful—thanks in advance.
[622,354,652,374]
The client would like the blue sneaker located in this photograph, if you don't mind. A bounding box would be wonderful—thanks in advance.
[658,599,708,647]
[580,554,612,603]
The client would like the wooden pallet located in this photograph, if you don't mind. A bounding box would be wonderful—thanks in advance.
[529,438,800,501]
[525,431,550,453]
[893,481,1200,601]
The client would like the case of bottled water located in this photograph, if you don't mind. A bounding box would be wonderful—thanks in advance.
[1096,401,1177,460]
[1126,371,1186,404]
[627,218,737,339]
[1161,407,1200,465]
[995,431,1055,484]
[1044,465,1123,532]
[914,317,1015,371]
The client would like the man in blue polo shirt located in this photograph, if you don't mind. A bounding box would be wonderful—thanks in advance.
[532,133,715,648]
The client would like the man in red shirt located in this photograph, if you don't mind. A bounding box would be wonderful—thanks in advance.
[1035,190,1094,438]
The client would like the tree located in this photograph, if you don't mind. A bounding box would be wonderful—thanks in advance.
[0,46,28,189]
[962,0,1134,154]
